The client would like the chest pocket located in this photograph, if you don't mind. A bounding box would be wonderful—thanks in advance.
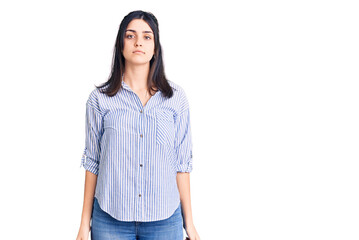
[156,110,175,148]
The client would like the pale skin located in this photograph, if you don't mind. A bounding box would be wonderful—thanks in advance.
[76,19,200,240]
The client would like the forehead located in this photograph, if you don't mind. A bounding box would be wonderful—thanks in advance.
[126,19,153,32]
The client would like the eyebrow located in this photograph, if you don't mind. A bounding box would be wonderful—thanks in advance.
[125,29,153,34]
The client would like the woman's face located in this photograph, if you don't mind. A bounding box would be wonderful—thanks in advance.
[122,19,155,65]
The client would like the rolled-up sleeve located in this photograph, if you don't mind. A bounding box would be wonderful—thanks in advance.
[174,94,193,173]
[80,91,103,175]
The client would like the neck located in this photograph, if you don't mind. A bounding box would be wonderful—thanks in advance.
[123,62,150,91]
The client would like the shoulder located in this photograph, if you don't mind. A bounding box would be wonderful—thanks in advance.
[167,80,188,99]
[86,87,107,111]
[87,88,99,103]
[88,86,109,101]
[167,79,182,91]
[167,80,190,114]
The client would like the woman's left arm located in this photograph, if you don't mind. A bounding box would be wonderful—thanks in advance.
[177,172,200,240]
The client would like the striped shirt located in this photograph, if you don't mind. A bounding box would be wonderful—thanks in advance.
[80,78,193,222]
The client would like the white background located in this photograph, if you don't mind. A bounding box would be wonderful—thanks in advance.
[0,0,358,239]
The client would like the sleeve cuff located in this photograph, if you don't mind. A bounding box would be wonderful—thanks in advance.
[176,160,193,173]
[80,149,99,175]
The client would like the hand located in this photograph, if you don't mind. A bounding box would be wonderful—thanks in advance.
[76,224,91,240]
[184,223,200,240]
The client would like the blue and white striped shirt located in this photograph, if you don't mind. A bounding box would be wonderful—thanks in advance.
[80,79,193,222]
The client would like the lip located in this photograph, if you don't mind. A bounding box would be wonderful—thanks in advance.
[133,50,145,54]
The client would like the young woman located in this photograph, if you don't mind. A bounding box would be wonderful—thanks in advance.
[76,10,200,240]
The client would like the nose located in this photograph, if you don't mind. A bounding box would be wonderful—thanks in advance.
[135,41,142,47]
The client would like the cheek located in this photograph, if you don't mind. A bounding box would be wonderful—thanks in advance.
[123,40,132,49]
[123,44,132,56]
[123,42,129,51]
[147,43,155,53]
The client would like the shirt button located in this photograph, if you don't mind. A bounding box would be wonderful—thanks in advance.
[140,164,143,167]
[140,134,143,138]
[140,110,143,113]
[139,194,142,197]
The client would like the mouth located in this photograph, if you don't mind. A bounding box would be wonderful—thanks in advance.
[133,51,145,54]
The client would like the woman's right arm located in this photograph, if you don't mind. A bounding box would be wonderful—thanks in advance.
[77,90,103,239]
[76,170,98,240]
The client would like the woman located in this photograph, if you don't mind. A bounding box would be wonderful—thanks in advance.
[76,10,200,240]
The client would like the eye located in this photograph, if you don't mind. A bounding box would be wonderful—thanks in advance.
[145,36,152,40]
[126,34,134,39]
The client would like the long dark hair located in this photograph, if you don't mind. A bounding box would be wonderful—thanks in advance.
[95,10,173,98]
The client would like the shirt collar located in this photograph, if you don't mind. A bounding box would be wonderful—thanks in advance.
[121,79,132,92]
[121,78,162,95]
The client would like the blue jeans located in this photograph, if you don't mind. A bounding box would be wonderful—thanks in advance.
[91,197,184,240]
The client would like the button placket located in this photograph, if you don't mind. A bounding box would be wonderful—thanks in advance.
[137,107,145,220]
